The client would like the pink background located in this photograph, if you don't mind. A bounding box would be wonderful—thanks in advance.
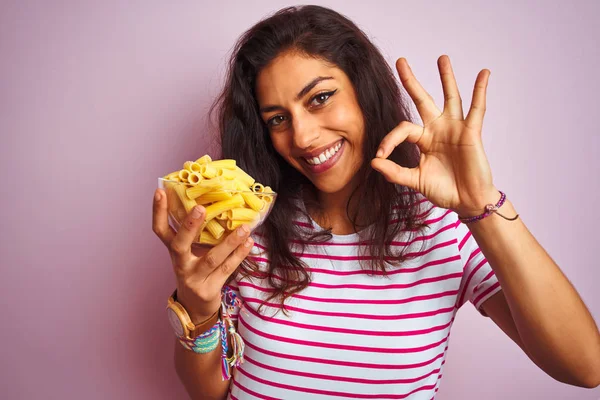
[1,1,599,399]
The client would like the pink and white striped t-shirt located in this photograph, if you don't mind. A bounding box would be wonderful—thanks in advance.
[226,197,502,400]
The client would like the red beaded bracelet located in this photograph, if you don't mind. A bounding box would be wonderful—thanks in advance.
[458,190,519,224]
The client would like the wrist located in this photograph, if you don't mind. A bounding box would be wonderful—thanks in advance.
[454,187,501,218]
[176,291,221,325]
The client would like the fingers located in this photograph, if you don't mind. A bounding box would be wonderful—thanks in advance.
[152,189,175,246]
[207,235,254,287]
[371,157,421,192]
[375,120,428,159]
[396,58,441,124]
[437,55,464,119]
[169,205,206,262]
[465,69,490,131]
[200,224,251,275]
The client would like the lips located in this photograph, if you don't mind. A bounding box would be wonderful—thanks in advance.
[301,139,345,174]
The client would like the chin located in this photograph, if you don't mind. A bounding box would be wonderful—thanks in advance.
[310,176,352,195]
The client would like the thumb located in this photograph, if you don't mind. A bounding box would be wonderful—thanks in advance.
[371,158,420,191]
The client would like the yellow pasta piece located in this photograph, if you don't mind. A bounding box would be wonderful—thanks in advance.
[200,164,218,179]
[251,183,265,193]
[220,179,239,191]
[194,155,212,164]
[227,208,259,221]
[199,230,223,245]
[209,159,236,170]
[217,168,236,180]
[178,169,190,182]
[185,177,225,199]
[238,189,265,212]
[204,194,245,221]
[206,219,225,240]
[260,186,275,204]
[216,212,228,220]
[173,184,198,214]
[183,161,202,173]
[164,171,180,181]
[226,219,246,230]
[232,180,265,211]
[195,190,233,205]
[243,193,265,211]
[188,172,203,185]
[261,193,274,205]
[231,167,255,187]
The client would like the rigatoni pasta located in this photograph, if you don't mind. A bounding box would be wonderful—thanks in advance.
[160,155,276,246]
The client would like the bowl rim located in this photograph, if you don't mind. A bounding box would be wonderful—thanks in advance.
[158,177,277,196]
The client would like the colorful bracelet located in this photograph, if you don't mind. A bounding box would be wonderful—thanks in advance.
[178,323,221,354]
[175,285,246,381]
[220,286,246,381]
[458,190,519,224]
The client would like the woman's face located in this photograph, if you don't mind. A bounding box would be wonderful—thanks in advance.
[255,51,365,195]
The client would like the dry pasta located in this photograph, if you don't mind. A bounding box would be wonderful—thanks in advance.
[161,154,275,245]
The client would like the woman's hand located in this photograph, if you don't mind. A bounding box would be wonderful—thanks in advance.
[371,55,499,217]
[152,188,254,322]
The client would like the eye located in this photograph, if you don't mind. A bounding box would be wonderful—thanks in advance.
[309,90,337,107]
[267,115,287,127]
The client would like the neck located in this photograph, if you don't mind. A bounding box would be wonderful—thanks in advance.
[303,179,366,235]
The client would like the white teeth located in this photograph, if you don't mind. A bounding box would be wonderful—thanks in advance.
[304,140,343,166]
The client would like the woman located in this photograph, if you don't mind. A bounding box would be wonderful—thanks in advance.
[152,5,600,399]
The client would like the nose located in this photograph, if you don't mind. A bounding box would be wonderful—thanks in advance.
[291,114,320,150]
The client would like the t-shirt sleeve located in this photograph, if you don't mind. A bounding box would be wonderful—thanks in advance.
[454,215,502,316]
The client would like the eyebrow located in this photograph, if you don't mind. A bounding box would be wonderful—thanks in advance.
[259,76,334,114]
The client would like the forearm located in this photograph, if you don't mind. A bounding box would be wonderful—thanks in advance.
[467,197,600,386]
[174,334,233,400]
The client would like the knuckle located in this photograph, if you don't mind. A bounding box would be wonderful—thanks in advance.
[220,261,233,275]
[414,97,426,107]
[398,120,411,129]
[170,241,186,255]
[152,224,167,239]
[173,266,186,281]
[222,253,244,276]
[230,228,248,244]
[181,218,197,232]
[204,252,219,269]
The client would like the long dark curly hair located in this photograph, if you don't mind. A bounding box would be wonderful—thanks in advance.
[209,5,430,310]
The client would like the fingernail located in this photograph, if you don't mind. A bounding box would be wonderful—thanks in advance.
[237,225,249,236]
[376,149,384,158]
[244,238,253,247]
[154,191,161,201]
[191,206,203,219]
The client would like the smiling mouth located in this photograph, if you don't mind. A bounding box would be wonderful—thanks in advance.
[302,139,343,165]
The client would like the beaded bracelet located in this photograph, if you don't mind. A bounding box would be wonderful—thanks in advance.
[458,190,519,224]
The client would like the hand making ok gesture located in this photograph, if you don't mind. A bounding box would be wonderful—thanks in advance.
[371,55,499,217]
